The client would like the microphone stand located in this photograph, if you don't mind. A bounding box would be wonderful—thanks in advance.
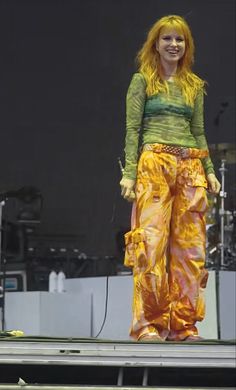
[211,102,229,340]
[0,200,6,331]
[219,159,227,269]
[213,156,229,340]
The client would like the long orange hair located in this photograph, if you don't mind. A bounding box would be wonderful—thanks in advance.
[137,15,206,106]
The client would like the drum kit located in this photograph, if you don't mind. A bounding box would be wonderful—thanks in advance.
[206,143,236,270]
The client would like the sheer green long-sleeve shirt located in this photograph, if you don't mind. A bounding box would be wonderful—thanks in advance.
[123,73,215,180]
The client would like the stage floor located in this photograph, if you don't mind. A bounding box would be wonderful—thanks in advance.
[0,336,235,388]
[0,336,235,367]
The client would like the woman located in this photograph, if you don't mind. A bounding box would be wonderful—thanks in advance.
[120,15,220,342]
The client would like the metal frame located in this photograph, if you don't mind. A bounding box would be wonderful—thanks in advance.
[0,340,235,368]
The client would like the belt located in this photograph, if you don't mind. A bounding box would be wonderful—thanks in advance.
[142,143,209,159]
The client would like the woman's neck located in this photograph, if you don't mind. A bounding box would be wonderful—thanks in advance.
[161,61,177,80]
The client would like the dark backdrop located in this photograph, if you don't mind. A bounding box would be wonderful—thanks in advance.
[0,0,235,258]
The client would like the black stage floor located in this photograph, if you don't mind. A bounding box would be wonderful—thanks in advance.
[0,336,235,388]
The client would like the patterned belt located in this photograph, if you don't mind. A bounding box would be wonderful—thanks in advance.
[143,143,209,159]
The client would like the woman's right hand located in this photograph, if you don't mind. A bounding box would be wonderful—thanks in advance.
[120,177,136,202]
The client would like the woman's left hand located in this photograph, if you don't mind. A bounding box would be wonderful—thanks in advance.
[207,173,221,194]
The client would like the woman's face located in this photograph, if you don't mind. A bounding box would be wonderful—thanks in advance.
[156,28,186,66]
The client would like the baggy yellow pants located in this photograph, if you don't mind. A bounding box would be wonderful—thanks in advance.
[124,148,209,341]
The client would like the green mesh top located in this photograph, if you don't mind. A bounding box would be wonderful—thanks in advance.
[123,73,215,180]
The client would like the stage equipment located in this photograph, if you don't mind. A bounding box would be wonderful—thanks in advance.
[206,143,236,271]
[0,187,43,330]
[0,270,26,292]
[206,143,236,339]
[25,233,117,290]
[0,337,235,388]
[15,186,43,224]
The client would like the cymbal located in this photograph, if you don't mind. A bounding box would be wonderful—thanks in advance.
[209,143,236,164]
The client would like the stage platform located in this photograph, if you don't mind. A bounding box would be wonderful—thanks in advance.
[0,336,235,388]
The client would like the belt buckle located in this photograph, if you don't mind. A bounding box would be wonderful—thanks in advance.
[180,148,189,159]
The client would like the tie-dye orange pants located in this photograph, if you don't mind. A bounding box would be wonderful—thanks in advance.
[124,147,209,341]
